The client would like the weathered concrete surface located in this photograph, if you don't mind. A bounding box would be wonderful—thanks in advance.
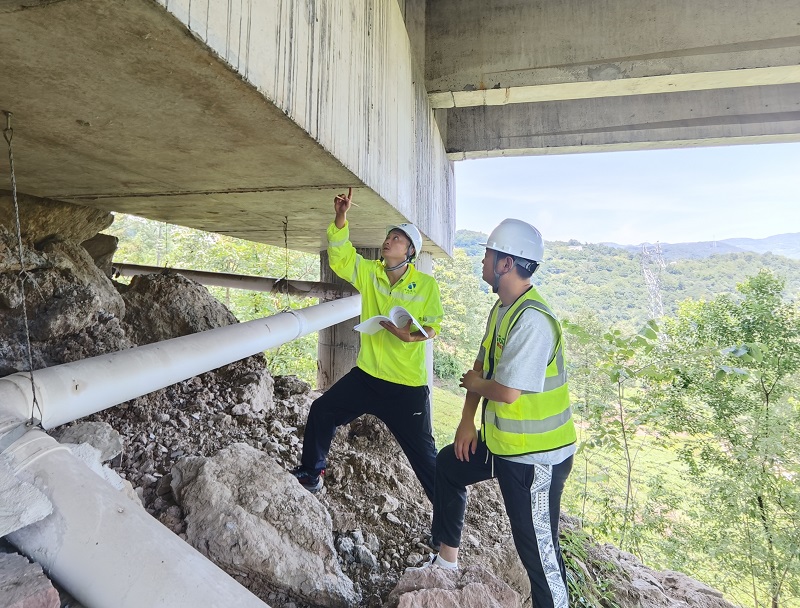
[2,0,797,240]
[0,0,453,255]
[427,0,800,108]
[447,83,800,158]
[428,0,800,157]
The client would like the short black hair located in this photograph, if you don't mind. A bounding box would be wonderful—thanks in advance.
[513,257,538,279]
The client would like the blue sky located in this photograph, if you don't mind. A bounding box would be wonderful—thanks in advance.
[454,142,800,245]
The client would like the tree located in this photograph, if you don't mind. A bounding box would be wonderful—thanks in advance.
[562,315,668,558]
[661,271,800,607]
[106,214,322,382]
[432,248,495,378]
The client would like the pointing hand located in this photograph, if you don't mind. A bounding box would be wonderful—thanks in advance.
[334,187,352,215]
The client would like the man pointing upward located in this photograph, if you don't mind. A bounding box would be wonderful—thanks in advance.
[291,188,444,503]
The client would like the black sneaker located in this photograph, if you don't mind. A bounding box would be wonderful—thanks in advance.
[290,465,324,493]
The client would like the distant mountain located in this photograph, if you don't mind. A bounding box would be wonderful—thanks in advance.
[602,233,800,261]
[458,230,800,261]
[720,233,800,259]
[603,240,749,261]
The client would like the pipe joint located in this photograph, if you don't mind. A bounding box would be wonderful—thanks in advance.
[2,428,72,473]
[282,308,306,340]
[0,418,33,453]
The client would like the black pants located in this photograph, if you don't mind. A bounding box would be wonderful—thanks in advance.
[300,366,437,502]
[432,440,573,608]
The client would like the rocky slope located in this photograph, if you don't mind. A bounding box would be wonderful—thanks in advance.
[1,194,739,608]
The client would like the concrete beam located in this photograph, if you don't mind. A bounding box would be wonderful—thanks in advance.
[0,0,453,255]
[446,84,800,158]
[430,66,800,109]
[427,0,800,109]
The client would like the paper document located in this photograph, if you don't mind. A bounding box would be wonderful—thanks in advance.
[354,306,428,337]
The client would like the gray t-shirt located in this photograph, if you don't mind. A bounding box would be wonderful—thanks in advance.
[478,301,576,466]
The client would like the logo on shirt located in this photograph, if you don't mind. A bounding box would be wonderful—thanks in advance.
[406,282,417,291]
[495,335,506,351]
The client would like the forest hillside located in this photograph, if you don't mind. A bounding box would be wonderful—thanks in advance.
[433,229,800,608]
[451,229,800,330]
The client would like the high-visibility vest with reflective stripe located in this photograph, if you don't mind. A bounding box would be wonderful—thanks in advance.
[480,288,576,456]
[327,222,443,386]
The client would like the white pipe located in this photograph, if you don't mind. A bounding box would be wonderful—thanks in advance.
[0,297,362,607]
[5,428,269,608]
[0,295,361,429]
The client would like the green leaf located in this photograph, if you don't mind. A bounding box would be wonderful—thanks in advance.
[641,326,658,341]
[747,343,764,362]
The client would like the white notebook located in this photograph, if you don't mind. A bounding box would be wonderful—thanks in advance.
[354,306,428,337]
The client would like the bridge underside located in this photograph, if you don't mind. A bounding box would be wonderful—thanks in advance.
[428,0,800,158]
[1,0,798,254]
[446,84,800,158]
[0,0,452,255]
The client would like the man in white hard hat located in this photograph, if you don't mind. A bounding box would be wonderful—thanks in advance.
[414,219,576,608]
[291,188,443,503]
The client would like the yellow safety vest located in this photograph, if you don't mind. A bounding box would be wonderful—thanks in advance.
[327,222,443,387]
[480,288,576,456]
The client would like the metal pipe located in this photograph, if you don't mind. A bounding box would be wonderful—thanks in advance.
[113,263,356,300]
[5,428,269,607]
[0,295,361,429]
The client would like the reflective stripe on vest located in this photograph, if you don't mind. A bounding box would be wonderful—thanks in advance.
[480,288,577,456]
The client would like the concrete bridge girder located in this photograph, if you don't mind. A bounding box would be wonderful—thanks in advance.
[0,0,453,256]
[447,83,800,158]
[3,0,797,252]
[427,0,800,156]
[426,0,800,100]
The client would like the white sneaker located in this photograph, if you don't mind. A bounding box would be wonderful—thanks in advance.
[405,553,458,572]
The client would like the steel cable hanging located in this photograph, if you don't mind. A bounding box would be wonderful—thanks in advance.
[280,215,291,312]
[2,111,42,425]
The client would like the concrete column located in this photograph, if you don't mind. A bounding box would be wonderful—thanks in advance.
[414,251,435,399]
[317,248,379,391]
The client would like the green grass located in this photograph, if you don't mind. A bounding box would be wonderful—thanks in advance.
[432,384,484,449]
[561,431,778,607]
[431,385,465,448]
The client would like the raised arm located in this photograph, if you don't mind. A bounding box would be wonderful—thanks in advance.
[334,187,352,229]
[327,188,367,289]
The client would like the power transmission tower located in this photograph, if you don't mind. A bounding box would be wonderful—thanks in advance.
[640,243,666,319]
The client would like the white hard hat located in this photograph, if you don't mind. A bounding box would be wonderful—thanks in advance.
[387,223,423,261]
[482,219,544,263]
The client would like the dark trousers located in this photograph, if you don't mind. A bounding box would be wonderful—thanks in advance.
[432,440,573,608]
[300,366,437,503]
